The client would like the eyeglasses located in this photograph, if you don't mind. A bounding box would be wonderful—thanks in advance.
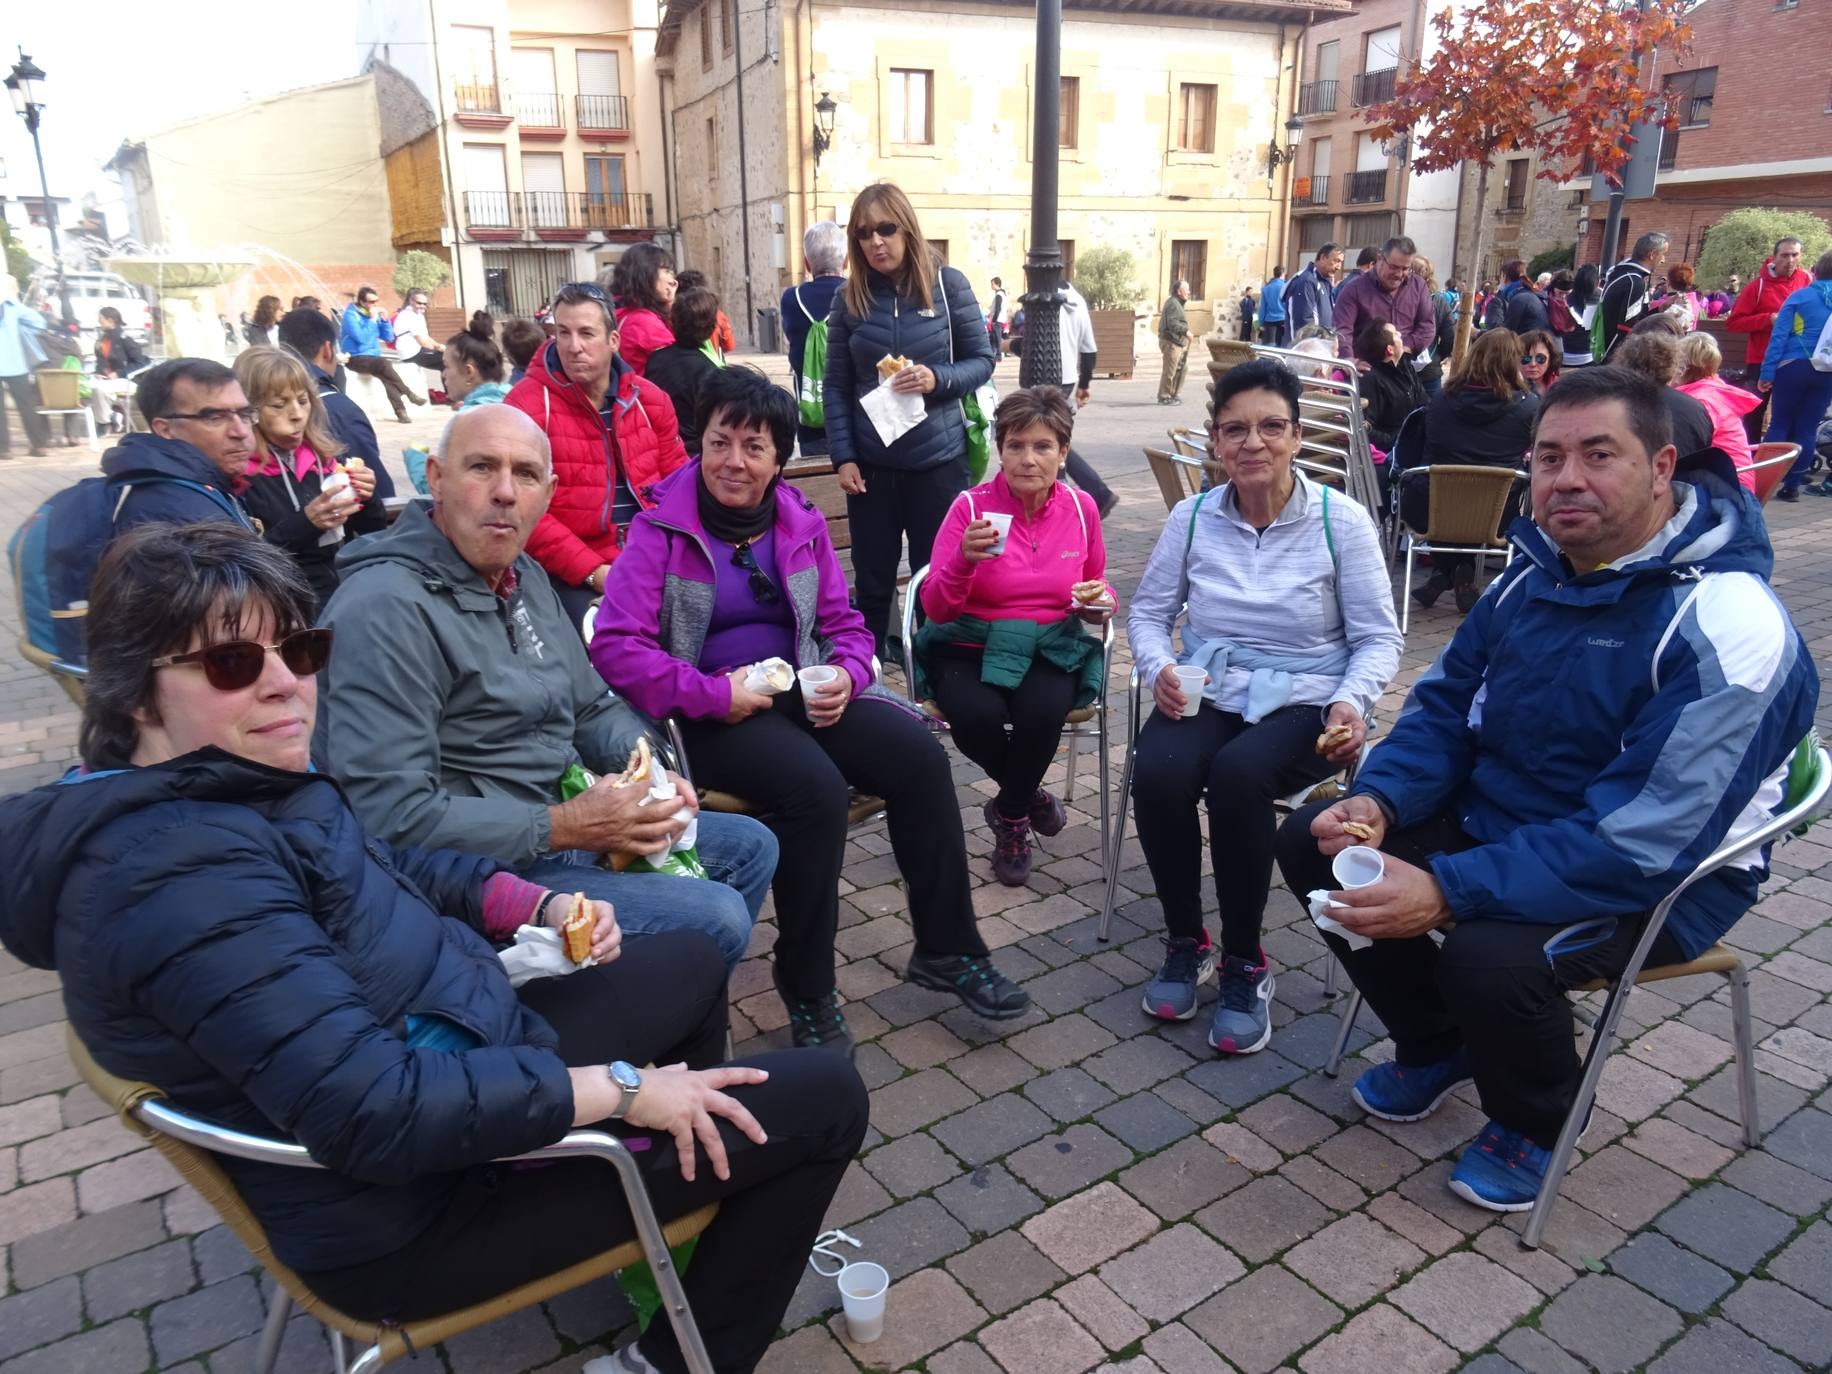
[161,407,259,428]
[1214,418,1295,446]
[150,628,333,692]
[731,544,780,604]
[1522,353,1550,365]
[855,222,900,243]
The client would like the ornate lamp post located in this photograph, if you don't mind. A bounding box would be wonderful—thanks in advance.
[5,49,72,324]
[812,91,838,205]
[1017,0,1064,392]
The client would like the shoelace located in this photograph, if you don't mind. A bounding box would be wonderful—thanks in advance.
[1473,1122,1532,1169]
[787,993,844,1042]
[993,819,1029,863]
[952,956,1003,989]
[1160,939,1203,985]
[1217,959,1260,1013]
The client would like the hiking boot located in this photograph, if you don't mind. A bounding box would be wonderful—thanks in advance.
[774,971,854,1054]
[984,801,1034,887]
[906,951,1031,1020]
[1453,565,1479,614]
[1351,1046,1474,1122]
[1207,951,1275,1054]
[1142,934,1216,1021]
[1411,572,1449,610]
[1027,789,1068,837]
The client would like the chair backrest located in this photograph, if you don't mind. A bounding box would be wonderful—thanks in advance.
[1421,465,1521,547]
[1166,426,1208,462]
[35,369,82,410]
[1748,442,1800,506]
[1143,446,1201,511]
[784,458,851,550]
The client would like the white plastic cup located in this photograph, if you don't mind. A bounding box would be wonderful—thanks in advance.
[838,1261,889,1344]
[798,665,840,718]
[1332,844,1386,889]
[983,512,1014,555]
[1171,665,1208,718]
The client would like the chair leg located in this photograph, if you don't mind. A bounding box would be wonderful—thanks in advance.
[1521,979,1631,1250]
[1322,953,1339,999]
[346,1343,386,1374]
[330,1330,351,1374]
[1323,988,1363,1077]
[1727,960,1761,1148]
[1064,728,1081,804]
[1097,738,1136,942]
[1400,541,1415,636]
[254,1289,290,1374]
[1096,703,1111,877]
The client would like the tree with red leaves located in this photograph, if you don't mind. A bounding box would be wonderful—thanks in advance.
[1367,0,1691,365]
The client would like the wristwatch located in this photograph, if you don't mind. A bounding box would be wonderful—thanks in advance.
[606,1060,642,1119]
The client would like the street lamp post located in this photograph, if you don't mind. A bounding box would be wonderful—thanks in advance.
[5,49,72,325]
[1017,0,1064,393]
[811,91,837,208]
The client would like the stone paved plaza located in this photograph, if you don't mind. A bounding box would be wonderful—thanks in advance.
[1,359,1830,1373]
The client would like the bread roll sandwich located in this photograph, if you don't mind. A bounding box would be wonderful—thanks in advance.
[561,891,594,963]
[875,354,912,382]
[614,737,653,788]
[1340,820,1376,841]
[1071,579,1110,606]
[1315,722,1354,755]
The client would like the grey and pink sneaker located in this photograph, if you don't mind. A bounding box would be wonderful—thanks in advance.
[1208,951,1275,1054]
[1142,934,1216,1021]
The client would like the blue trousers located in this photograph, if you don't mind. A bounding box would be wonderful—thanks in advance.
[520,811,777,970]
[1764,360,1832,492]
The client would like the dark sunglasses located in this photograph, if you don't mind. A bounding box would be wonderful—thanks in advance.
[731,544,780,604]
[855,222,900,242]
[556,280,611,303]
[150,628,333,691]
[1522,353,1550,365]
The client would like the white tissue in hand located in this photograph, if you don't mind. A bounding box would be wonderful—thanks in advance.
[1307,890,1373,951]
[744,657,795,695]
[859,380,928,446]
[499,923,588,987]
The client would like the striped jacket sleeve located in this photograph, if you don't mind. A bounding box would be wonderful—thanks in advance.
[1431,572,1818,925]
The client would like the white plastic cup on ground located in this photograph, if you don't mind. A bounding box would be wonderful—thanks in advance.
[1171,665,1208,718]
[798,665,840,718]
[983,512,1014,555]
[1332,844,1386,889]
[838,1261,889,1343]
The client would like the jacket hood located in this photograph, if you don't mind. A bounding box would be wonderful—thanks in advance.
[1510,448,1772,585]
[334,497,509,609]
[0,749,327,968]
[1446,385,1534,427]
[100,432,231,486]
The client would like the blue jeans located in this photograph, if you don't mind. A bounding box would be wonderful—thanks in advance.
[519,812,777,970]
[1764,360,1832,492]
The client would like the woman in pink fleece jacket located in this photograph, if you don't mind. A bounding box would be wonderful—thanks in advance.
[918,387,1115,885]
[1674,332,1759,489]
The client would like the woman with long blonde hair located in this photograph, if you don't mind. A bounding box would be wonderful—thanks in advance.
[822,182,995,659]
[233,346,384,611]
[1410,254,1453,397]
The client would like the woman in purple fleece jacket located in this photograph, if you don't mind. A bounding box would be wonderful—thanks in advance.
[593,368,1029,1053]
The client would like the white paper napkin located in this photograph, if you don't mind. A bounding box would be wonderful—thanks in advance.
[1307,890,1373,951]
[859,381,928,447]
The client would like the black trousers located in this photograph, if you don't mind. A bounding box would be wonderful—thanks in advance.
[1132,702,1337,960]
[927,647,1078,820]
[1275,804,1683,1147]
[345,354,418,412]
[298,932,867,1374]
[554,578,599,634]
[845,458,968,659]
[0,373,49,454]
[680,693,987,1000]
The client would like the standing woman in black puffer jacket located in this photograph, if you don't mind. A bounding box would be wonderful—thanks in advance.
[824,182,996,660]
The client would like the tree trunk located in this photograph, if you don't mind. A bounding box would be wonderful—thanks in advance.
[1451,157,1493,376]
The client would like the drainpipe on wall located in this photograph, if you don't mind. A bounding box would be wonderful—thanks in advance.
[1277,19,1302,273]
[731,0,758,345]
[426,0,467,313]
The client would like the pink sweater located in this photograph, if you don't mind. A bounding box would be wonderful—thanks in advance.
[921,474,1114,624]
[1675,376,1760,489]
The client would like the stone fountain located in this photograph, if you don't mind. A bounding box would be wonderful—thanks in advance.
[103,253,256,362]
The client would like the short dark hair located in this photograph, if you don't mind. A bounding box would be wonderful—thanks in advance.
[136,359,238,423]
[1533,364,1672,460]
[1381,236,1417,259]
[1352,318,1399,366]
[611,243,676,315]
[670,285,721,350]
[81,523,317,771]
[674,269,709,293]
[695,365,797,465]
[355,284,379,301]
[1501,259,1527,283]
[277,307,337,362]
[992,386,1075,451]
[1316,242,1342,262]
[991,276,1003,287]
[1356,247,1379,268]
[1775,236,1803,255]
[1209,357,1303,429]
[1616,331,1682,386]
[98,306,124,327]
[501,317,545,371]
[551,281,617,332]
[1271,265,1285,277]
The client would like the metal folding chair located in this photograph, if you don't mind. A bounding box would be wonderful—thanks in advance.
[1393,465,1527,633]
[1319,743,1830,1249]
[898,564,1114,868]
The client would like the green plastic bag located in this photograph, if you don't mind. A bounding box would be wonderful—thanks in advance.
[558,762,709,880]
[961,381,996,483]
[615,1236,700,1330]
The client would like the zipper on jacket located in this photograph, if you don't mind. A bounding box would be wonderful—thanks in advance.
[499,598,519,655]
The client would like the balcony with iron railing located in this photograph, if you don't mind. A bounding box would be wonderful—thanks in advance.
[1292,174,1330,208]
[1351,66,1397,108]
[463,190,656,238]
[1345,168,1388,204]
[1296,80,1338,116]
[577,94,633,138]
[516,92,565,136]
[454,81,511,128]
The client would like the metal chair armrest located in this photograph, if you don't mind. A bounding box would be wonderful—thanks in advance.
[664,717,694,786]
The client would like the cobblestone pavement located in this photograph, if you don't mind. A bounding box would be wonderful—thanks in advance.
[1,361,1830,1373]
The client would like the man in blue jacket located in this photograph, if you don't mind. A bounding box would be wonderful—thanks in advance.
[102,359,258,531]
[337,284,423,423]
[1276,366,1818,1213]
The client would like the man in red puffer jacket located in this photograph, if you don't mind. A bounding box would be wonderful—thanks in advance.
[1726,238,1810,442]
[506,282,689,625]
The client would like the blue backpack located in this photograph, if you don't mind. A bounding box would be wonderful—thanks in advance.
[9,475,248,668]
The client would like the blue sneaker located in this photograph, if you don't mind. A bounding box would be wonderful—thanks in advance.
[1208,951,1275,1054]
[1142,935,1216,1021]
[1351,1047,1474,1122]
[1448,1120,1550,1212]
